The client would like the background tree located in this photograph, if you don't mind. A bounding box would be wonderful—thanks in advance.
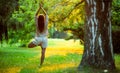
[2,0,119,50]
[0,0,19,44]
[112,0,120,27]
[111,0,120,53]
[78,0,116,70]
[6,0,84,45]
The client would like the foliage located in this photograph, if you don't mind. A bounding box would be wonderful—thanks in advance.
[0,0,18,20]
[112,0,120,53]
[1,0,120,46]
[0,0,19,43]
[63,22,84,44]
[112,0,120,26]
[6,0,85,44]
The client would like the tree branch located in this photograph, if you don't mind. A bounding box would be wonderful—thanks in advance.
[49,0,85,22]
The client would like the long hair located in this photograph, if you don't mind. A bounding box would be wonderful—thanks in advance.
[37,14,45,33]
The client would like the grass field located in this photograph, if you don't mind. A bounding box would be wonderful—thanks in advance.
[0,39,120,73]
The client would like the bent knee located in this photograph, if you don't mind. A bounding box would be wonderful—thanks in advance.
[28,42,36,48]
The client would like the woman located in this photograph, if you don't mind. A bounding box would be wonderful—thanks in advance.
[28,5,48,66]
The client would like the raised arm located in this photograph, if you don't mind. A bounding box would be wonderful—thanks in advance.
[40,4,48,23]
[40,6,47,15]
[35,7,41,16]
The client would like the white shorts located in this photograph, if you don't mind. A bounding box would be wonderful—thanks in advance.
[32,36,48,48]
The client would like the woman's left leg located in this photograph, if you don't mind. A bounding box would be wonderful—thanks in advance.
[28,42,36,48]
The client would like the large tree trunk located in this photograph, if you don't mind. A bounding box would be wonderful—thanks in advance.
[79,0,116,69]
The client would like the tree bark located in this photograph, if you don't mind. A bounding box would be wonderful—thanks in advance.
[79,0,116,70]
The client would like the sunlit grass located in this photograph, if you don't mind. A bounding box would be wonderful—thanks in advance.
[0,39,120,73]
[47,39,83,57]
[0,39,83,73]
[0,67,22,73]
[38,63,76,73]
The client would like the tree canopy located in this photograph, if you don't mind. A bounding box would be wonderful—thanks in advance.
[0,0,120,46]
[0,0,19,43]
[2,0,84,44]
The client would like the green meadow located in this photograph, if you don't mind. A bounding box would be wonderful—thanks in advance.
[0,39,120,73]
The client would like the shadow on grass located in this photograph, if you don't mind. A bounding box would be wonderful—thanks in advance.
[77,66,120,73]
[20,68,38,73]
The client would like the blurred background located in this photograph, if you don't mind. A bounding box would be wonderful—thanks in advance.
[0,0,120,53]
